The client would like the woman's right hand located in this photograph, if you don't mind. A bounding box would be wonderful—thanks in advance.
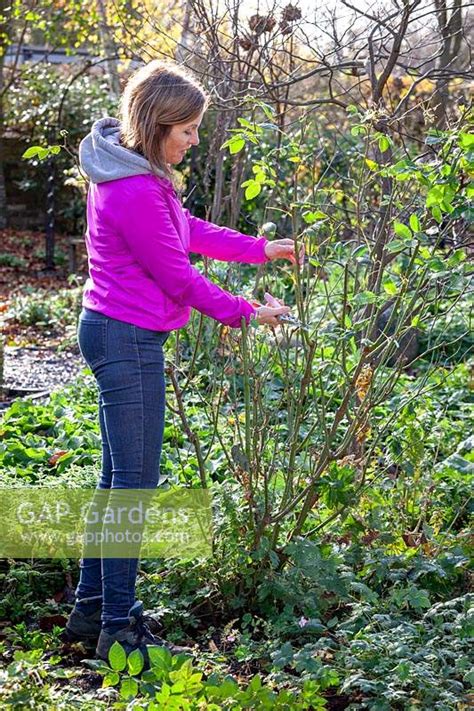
[254,292,291,327]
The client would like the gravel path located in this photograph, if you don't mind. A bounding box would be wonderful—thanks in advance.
[3,346,86,393]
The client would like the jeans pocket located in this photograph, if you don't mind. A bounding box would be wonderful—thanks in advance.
[78,319,108,369]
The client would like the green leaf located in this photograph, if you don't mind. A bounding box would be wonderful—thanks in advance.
[221,136,246,154]
[108,641,127,672]
[396,662,411,681]
[155,682,171,702]
[237,117,254,130]
[407,587,431,610]
[425,133,445,145]
[387,239,406,253]
[120,677,138,699]
[102,671,120,688]
[352,290,378,306]
[378,135,390,152]
[426,185,444,208]
[440,199,454,213]
[459,132,474,149]
[440,453,474,474]
[409,213,420,232]
[229,137,245,154]
[394,172,411,182]
[249,674,262,691]
[83,659,110,673]
[351,244,368,258]
[432,206,443,223]
[50,145,61,155]
[350,581,379,603]
[302,210,328,224]
[22,146,43,159]
[393,221,412,239]
[244,181,262,200]
[447,249,466,266]
[243,132,259,145]
[259,102,275,120]
[383,280,397,295]
[365,158,378,170]
[148,645,172,670]
[464,669,474,686]
[418,246,432,260]
[127,648,144,676]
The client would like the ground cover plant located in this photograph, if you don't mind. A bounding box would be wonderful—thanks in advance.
[0,320,472,708]
[1,0,473,707]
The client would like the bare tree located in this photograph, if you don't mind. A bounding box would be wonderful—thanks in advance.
[0,0,13,229]
[96,0,121,95]
[432,0,465,126]
[119,0,471,227]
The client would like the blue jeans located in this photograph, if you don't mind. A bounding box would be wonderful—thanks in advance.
[75,308,169,630]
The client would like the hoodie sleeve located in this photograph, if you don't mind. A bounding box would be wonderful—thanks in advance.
[183,209,270,264]
[115,184,256,328]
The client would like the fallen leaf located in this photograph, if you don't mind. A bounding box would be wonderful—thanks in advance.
[48,450,69,466]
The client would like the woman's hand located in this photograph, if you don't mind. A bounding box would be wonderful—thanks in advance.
[253,292,291,327]
[264,238,305,265]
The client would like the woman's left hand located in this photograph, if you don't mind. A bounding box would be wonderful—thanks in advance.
[264,238,305,265]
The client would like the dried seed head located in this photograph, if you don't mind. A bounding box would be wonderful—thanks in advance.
[238,37,255,51]
[248,13,277,34]
[281,4,302,22]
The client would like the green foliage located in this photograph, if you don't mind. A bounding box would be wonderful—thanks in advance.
[336,594,473,709]
[0,558,75,622]
[88,642,328,708]
[3,621,63,651]
[0,253,27,269]
[1,76,473,710]
[7,63,116,233]
[7,286,83,329]
[22,144,61,161]
[0,375,101,482]
[0,648,77,708]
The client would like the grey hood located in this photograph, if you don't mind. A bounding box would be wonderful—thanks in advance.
[79,116,167,184]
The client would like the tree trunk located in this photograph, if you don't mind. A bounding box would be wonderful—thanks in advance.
[0,0,8,229]
[96,0,120,96]
[433,0,463,128]
[0,134,7,229]
[174,0,194,64]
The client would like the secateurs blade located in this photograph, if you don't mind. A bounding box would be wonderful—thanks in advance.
[277,313,310,331]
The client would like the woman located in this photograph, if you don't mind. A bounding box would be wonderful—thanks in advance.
[64,60,300,661]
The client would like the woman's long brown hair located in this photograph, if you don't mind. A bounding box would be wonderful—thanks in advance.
[120,60,209,187]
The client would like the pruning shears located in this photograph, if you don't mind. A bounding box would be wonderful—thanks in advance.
[277,313,310,331]
[251,299,310,331]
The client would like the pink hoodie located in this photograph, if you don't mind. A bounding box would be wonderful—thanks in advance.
[83,174,270,330]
